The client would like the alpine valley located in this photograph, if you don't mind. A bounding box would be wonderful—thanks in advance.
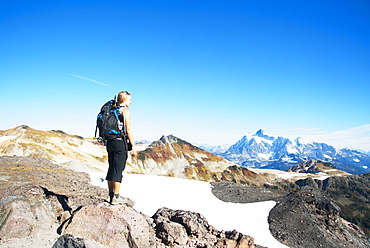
[200,129,370,175]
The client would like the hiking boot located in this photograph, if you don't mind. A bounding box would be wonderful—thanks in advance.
[111,195,127,205]
[106,193,114,203]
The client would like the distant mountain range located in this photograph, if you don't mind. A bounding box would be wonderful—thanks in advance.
[0,126,276,185]
[2,125,344,186]
[200,129,370,175]
[2,125,368,176]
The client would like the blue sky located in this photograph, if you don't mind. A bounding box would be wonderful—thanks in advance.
[1,0,369,151]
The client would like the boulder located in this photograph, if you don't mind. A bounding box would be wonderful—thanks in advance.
[153,207,255,248]
[61,202,157,248]
[0,184,56,240]
[155,221,188,245]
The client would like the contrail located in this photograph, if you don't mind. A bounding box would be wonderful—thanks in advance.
[68,73,110,87]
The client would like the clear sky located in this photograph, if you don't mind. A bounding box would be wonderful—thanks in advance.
[1,0,369,151]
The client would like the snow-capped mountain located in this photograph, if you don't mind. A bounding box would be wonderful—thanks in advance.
[196,143,231,156]
[220,129,370,175]
[131,134,272,184]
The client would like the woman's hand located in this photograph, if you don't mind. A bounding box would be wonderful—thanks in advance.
[130,145,138,157]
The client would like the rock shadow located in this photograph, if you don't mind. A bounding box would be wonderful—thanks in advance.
[41,187,83,235]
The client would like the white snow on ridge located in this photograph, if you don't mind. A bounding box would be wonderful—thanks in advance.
[90,172,288,248]
[253,136,273,146]
[0,136,16,143]
[296,137,313,145]
[77,142,106,157]
[281,156,295,162]
[286,144,298,154]
[257,152,272,160]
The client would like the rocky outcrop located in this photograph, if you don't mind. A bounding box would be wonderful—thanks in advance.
[1,184,257,248]
[0,156,257,248]
[287,160,349,176]
[60,202,157,248]
[268,186,370,248]
[0,184,57,240]
[295,173,370,237]
[153,207,255,247]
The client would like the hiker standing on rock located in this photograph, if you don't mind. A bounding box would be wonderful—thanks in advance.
[106,91,136,204]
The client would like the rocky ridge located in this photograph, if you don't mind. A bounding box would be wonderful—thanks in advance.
[287,160,348,176]
[0,125,108,173]
[0,156,257,248]
[260,172,370,238]
[268,186,369,248]
[296,174,370,237]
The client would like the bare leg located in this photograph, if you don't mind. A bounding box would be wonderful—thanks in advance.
[113,181,121,194]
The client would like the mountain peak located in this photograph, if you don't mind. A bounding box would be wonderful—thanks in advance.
[159,134,179,144]
[153,135,196,149]
[253,129,274,140]
[255,129,265,136]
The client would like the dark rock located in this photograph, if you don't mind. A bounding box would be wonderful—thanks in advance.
[295,173,370,236]
[155,221,188,245]
[152,207,255,248]
[52,234,85,248]
[268,186,370,248]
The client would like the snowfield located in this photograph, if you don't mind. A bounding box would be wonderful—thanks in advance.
[90,172,288,248]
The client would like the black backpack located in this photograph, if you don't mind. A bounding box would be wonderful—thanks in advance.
[95,97,125,142]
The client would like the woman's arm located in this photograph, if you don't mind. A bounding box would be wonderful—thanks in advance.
[123,108,135,148]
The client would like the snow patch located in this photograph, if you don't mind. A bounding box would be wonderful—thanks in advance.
[253,136,273,146]
[0,136,17,143]
[90,173,288,248]
[286,145,298,154]
[257,153,271,160]
[77,142,106,157]
[281,156,295,162]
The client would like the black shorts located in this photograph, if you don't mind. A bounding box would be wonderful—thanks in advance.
[105,140,128,183]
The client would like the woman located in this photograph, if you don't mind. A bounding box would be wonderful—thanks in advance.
[106,91,135,205]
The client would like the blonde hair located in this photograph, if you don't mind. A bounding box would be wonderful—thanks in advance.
[117,91,131,104]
